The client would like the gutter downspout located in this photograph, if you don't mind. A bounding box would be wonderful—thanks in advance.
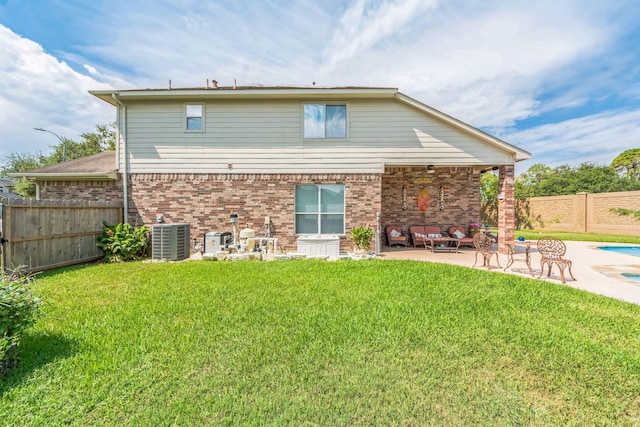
[112,94,128,223]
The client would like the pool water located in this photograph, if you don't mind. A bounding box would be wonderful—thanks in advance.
[598,246,640,257]
[622,273,640,283]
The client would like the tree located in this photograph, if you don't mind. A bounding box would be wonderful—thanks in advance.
[0,152,46,198]
[2,123,116,198]
[14,178,37,198]
[47,123,116,163]
[0,152,47,175]
[612,148,640,181]
[515,162,640,197]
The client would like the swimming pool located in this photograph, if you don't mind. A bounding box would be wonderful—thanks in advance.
[622,273,640,283]
[598,246,640,257]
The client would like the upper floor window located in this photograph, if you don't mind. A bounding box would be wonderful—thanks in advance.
[185,104,203,131]
[303,104,346,139]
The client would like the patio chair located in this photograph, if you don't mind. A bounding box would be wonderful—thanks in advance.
[385,225,409,247]
[447,225,474,248]
[472,232,501,270]
[537,237,576,284]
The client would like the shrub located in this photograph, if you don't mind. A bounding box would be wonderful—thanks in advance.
[350,225,374,250]
[1,267,41,375]
[97,223,150,262]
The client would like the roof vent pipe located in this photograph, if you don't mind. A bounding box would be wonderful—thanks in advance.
[211,79,218,89]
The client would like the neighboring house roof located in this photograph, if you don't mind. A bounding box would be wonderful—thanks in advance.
[90,85,531,163]
[8,151,118,181]
[0,178,22,200]
[0,177,15,190]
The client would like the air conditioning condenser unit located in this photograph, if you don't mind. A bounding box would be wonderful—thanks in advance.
[152,223,190,261]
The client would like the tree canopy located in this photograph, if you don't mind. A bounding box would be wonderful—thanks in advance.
[479,148,640,225]
[612,148,640,181]
[2,123,116,197]
[515,162,640,198]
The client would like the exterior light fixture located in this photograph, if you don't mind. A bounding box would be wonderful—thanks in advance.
[427,165,436,174]
[34,127,67,162]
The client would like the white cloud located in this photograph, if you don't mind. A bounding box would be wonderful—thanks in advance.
[0,25,114,159]
[0,0,637,174]
[83,64,98,75]
[321,0,438,70]
[502,109,640,173]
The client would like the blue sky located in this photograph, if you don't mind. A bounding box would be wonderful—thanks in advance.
[1,0,639,173]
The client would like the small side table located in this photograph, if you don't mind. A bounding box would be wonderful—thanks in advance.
[504,240,537,277]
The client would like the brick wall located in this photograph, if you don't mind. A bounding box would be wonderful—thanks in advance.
[36,169,488,252]
[38,179,123,204]
[128,173,382,251]
[381,166,481,233]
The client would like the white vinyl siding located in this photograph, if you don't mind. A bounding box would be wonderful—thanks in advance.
[120,99,515,174]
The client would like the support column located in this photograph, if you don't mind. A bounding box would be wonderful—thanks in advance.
[498,165,515,254]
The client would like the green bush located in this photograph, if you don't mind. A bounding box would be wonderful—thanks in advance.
[1,267,41,375]
[350,225,374,250]
[97,223,150,262]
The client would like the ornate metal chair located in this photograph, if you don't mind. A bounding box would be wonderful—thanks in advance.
[537,237,576,284]
[472,232,501,270]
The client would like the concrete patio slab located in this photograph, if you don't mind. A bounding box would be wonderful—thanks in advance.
[379,241,640,306]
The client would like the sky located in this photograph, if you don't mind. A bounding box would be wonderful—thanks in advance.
[1,0,639,174]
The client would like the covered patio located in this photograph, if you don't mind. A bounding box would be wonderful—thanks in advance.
[380,164,516,254]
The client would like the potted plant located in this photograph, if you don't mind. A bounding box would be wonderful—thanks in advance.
[351,225,374,253]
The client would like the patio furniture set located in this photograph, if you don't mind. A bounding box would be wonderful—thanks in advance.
[384,224,475,253]
[385,225,576,284]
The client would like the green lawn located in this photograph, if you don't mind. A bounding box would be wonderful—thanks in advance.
[512,229,640,244]
[2,260,640,425]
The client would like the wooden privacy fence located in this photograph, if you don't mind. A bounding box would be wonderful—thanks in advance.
[1,198,123,273]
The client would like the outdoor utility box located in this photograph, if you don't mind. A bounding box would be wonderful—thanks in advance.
[204,231,232,254]
[152,223,190,261]
[297,235,340,259]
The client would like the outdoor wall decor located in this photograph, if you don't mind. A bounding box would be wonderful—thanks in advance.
[417,188,430,221]
[439,184,446,210]
[402,182,408,210]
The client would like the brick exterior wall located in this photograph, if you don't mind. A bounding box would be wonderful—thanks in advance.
[498,165,515,252]
[381,166,481,235]
[36,168,493,253]
[128,173,382,252]
[38,179,123,204]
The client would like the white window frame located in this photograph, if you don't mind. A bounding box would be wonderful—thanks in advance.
[294,184,345,235]
[302,102,348,140]
[184,103,204,131]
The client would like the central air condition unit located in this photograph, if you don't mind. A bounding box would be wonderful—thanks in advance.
[152,223,190,261]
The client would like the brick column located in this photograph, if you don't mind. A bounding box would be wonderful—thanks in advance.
[498,165,515,253]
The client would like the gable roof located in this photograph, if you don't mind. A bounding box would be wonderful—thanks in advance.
[8,151,118,181]
[90,85,531,163]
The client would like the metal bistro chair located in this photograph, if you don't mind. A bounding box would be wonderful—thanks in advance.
[537,237,576,284]
[472,232,501,270]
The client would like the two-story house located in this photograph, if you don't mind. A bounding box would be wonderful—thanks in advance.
[21,85,531,252]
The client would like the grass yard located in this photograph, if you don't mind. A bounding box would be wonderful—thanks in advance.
[512,229,640,244]
[2,259,640,425]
